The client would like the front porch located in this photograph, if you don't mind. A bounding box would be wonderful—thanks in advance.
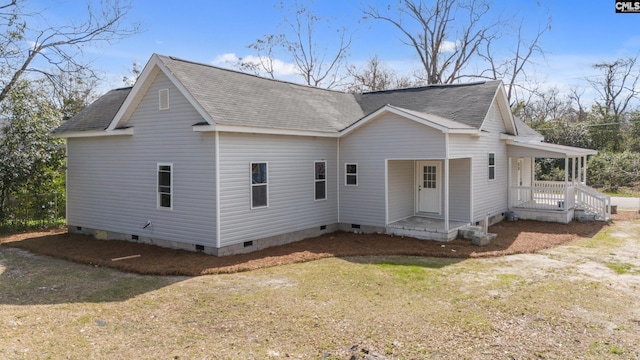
[507,141,610,223]
[386,216,469,241]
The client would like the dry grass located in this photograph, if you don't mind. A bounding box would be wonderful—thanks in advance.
[0,217,615,276]
[0,214,639,359]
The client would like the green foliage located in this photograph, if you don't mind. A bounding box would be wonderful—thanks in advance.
[587,151,640,191]
[0,80,65,220]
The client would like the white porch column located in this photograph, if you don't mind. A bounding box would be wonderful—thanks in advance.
[507,157,512,208]
[583,156,588,185]
[577,156,582,184]
[444,158,449,231]
[444,133,450,232]
[564,157,569,210]
[573,156,578,185]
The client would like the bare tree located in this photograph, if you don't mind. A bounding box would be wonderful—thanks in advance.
[479,19,549,103]
[588,57,640,117]
[363,0,500,85]
[0,0,141,104]
[240,1,351,88]
[345,55,417,93]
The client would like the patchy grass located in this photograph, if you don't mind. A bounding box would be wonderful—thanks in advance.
[0,216,639,358]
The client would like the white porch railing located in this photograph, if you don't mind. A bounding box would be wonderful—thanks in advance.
[510,181,610,221]
[510,182,574,211]
[576,183,611,221]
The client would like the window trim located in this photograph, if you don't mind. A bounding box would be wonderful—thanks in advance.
[159,88,169,110]
[250,161,269,209]
[157,162,173,210]
[345,163,358,186]
[488,152,496,181]
[314,160,327,201]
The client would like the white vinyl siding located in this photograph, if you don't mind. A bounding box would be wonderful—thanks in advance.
[449,158,471,221]
[218,133,337,247]
[66,72,217,246]
[387,160,414,222]
[449,101,509,222]
[339,113,446,227]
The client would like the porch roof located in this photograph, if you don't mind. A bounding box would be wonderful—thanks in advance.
[506,140,597,158]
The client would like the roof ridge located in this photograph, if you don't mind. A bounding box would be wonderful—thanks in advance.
[361,80,499,95]
[156,53,350,95]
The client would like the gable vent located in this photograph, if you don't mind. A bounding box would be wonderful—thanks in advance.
[159,88,169,110]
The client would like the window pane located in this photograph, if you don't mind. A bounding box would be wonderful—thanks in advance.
[315,162,326,180]
[160,193,171,208]
[252,163,267,184]
[489,167,495,180]
[158,171,171,186]
[159,165,171,172]
[346,174,357,185]
[346,164,357,174]
[489,153,495,166]
[252,184,267,207]
[315,181,326,200]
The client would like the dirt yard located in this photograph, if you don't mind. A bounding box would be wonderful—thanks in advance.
[0,215,624,276]
[1,213,639,359]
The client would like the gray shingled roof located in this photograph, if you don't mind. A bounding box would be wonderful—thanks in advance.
[355,81,501,129]
[159,55,365,132]
[54,55,507,135]
[52,87,131,133]
[513,117,543,138]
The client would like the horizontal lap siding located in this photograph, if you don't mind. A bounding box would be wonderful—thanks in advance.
[449,103,508,222]
[388,161,414,222]
[218,133,337,247]
[67,72,217,246]
[449,158,471,221]
[339,114,445,227]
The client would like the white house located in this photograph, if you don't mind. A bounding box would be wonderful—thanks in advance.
[53,54,610,256]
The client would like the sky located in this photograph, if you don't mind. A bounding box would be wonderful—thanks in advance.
[26,0,640,104]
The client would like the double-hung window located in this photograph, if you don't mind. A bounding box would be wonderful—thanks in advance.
[158,163,173,209]
[314,161,326,200]
[345,163,358,186]
[488,153,496,180]
[251,162,268,208]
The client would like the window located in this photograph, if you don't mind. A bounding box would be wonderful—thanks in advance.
[158,163,172,209]
[423,165,437,189]
[488,153,495,180]
[345,163,358,186]
[159,88,169,110]
[314,161,326,200]
[251,162,268,208]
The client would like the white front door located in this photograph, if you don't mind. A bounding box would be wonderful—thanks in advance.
[416,161,441,214]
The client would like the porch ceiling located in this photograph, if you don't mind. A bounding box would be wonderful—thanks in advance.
[506,140,597,158]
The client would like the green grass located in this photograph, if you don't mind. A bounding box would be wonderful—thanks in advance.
[599,187,640,197]
[605,261,638,274]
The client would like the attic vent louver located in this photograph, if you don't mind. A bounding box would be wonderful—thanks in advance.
[159,88,169,110]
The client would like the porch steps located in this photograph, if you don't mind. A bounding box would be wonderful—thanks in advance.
[574,208,598,222]
[458,226,497,246]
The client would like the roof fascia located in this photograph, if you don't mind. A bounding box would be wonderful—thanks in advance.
[107,54,215,131]
[506,139,597,156]
[193,124,339,138]
[480,83,517,135]
[52,128,135,138]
